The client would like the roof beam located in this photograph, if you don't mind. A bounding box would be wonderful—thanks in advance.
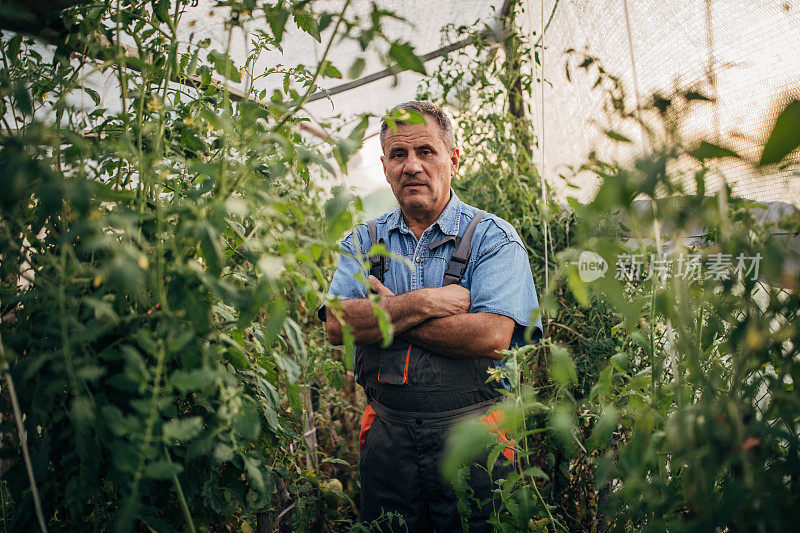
[306,37,474,103]
[306,0,517,104]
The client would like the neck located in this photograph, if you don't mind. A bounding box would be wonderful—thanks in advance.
[402,211,437,240]
[401,194,451,240]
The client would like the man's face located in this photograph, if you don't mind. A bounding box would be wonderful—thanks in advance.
[381,116,459,215]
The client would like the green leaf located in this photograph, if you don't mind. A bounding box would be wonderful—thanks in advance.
[221,334,249,369]
[690,141,740,161]
[610,352,628,372]
[187,49,199,76]
[550,345,577,387]
[268,8,290,44]
[321,457,350,466]
[213,443,234,462]
[318,13,333,32]
[441,418,494,482]
[588,406,618,450]
[167,329,195,353]
[380,107,427,136]
[684,90,711,101]
[373,303,394,347]
[549,404,576,451]
[274,352,300,383]
[83,297,119,325]
[7,34,22,63]
[12,83,32,115]
[286,382,303,413]
[84,87,101,106]
[604,130,631,143]
[154,0,170,23]
[348,57,366,79]
[135,329,158,355]
[207,50,242,83]
[244,456,266,492]
[759,100,800,166]
[234,402,261,441]
[76,365,106,382]
[171,368,217,392]
[525,465,550,482]
[283,318,307,363]
[590,365,613,401]
[181,128,205,152]
[145,460,183,480]
[325,186,354,239]
[388,42,426,75]
[263,405,281,432]
[163,417,204,441]
[322,61,342,79]
[486,442,504,478]
[197,222,223,275]
[102,405,142,437]
[294,11,320,42]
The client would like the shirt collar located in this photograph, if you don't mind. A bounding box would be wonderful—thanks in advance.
[387,188,462,237]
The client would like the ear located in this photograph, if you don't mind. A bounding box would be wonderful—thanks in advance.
[449,148,460,177]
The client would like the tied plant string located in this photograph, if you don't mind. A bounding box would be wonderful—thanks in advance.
[536,0,550,325]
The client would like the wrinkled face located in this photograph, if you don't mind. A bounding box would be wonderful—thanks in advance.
[381,116,459,215]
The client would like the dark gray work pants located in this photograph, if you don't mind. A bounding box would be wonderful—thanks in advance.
[359,402,513,532]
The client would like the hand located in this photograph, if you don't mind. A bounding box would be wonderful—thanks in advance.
[424,284,471,318]
[369,275,395,296]
[370,276,470,318]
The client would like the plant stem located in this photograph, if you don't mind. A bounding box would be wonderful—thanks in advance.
[59,248,78,396]
[217,21,235,196]
[164,446,196,533]
[0,480,7,533]
[271,0,352,134]
[0,333,48,533]
[125,340,168,528]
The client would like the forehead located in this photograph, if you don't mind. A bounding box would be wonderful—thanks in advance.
[382,116,446,152]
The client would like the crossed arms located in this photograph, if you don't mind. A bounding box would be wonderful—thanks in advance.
[325,276,515,360]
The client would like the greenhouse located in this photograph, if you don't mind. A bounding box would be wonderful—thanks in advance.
[0,0,798,531]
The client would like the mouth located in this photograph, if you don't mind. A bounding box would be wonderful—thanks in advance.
[403,182,426,188]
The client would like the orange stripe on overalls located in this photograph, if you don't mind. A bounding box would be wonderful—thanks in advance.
[359,405,376,450]
[479,409,515,462]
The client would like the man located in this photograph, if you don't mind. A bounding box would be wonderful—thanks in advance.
[322,101,542,531]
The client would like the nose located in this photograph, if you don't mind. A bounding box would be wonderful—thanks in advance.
[403,152,423,175]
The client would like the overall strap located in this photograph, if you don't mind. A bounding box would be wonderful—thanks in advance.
[442,210,485,286]
[365,219,387,283]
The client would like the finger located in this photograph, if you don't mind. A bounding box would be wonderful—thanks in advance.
[369,275,394,295]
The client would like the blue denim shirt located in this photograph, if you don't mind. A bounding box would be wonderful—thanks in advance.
[327,190,543,354]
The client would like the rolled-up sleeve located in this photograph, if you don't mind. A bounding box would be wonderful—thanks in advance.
[469,238,543,334]
[327,232,367,301]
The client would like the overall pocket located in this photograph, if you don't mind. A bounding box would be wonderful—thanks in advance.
[377,341,411,385]
[411,347,442,386]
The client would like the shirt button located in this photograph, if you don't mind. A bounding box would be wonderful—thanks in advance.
[415,256,421,263]
[415,417,423,425]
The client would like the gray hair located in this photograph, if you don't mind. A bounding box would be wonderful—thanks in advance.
[379,101,456,151]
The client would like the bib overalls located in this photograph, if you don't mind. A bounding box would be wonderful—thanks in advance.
[355,212,513,532]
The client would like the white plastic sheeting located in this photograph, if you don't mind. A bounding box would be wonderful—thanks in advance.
[522,0,800,204]
[249,0,800,205]
[15,1,800,204]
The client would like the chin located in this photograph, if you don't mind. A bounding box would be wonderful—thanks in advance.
[400,195,429,209]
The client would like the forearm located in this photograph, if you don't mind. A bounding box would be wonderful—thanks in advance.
[326,290,433,346]
[400,312,515,360]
